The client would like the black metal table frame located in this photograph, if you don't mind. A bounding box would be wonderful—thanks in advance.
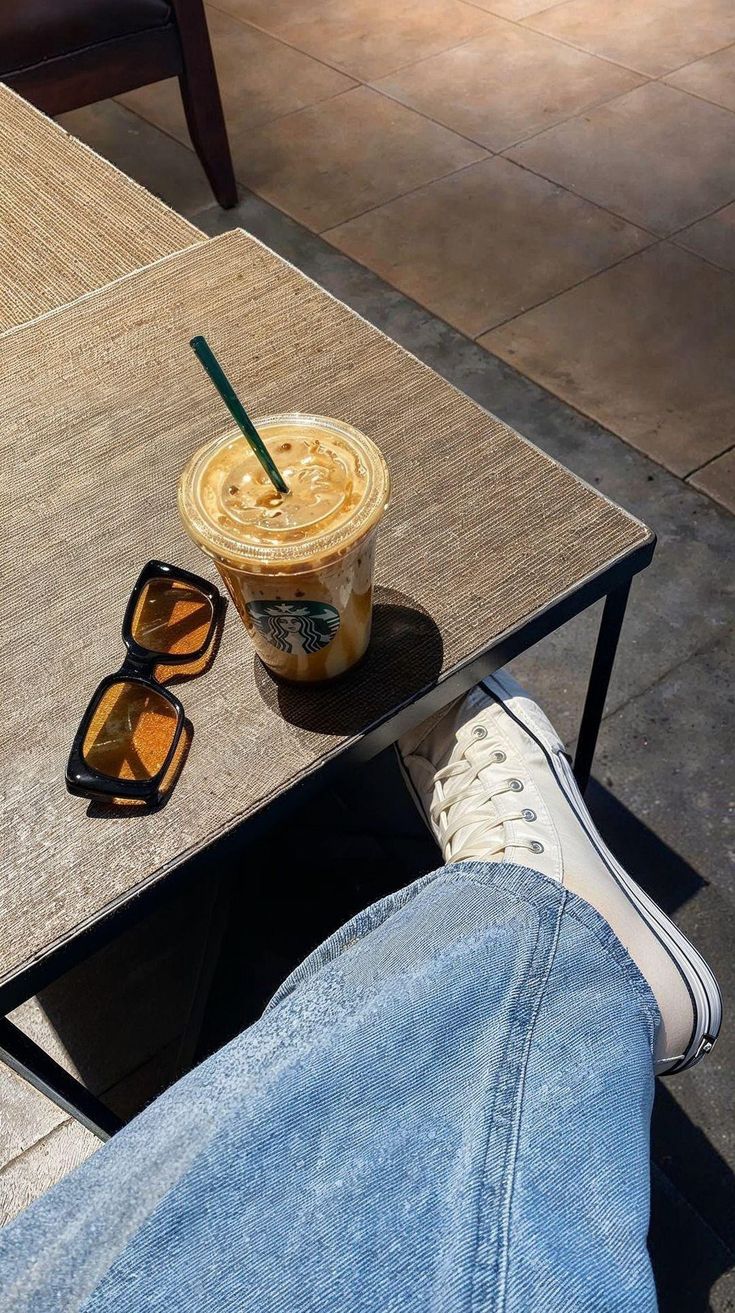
[0,532,655,1141]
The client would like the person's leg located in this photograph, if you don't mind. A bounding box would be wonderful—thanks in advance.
[0,862,657,1313]
[0,670,719,1312]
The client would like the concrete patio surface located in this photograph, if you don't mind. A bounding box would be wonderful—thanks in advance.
[1,10,734,1304]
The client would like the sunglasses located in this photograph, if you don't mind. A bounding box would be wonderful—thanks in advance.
[66,560,223,806]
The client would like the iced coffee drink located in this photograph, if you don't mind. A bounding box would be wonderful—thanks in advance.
[178,414,390,681]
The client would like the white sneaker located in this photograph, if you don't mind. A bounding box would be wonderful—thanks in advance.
[397,669,721,1075]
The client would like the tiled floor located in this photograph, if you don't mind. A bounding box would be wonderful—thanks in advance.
[112,0,735,511]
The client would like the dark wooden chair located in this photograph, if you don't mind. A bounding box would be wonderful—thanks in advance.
[0,0,237,208]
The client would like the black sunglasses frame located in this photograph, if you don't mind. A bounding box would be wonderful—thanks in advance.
[66,560,223,806]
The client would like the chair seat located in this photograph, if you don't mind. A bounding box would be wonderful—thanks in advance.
[0,0,173,77]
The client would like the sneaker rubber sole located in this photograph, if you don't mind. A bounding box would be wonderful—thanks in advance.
[482,669,721,1074]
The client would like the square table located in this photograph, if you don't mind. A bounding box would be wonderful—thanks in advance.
[0,228,653,1139]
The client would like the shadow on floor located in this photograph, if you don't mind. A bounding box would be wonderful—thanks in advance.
[26,753,734,1308]
[650,1091,735,1312]
[584,778,707,914]
[587,780,734,1310]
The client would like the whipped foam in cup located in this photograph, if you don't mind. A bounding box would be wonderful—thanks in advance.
[178,414,390,681]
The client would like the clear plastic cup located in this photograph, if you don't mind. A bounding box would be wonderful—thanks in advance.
[178,413,390,682]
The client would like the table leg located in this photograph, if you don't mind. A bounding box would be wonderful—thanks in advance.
[0,1017,122,1141]
[172,868,236,1077]
[572,580,632,794]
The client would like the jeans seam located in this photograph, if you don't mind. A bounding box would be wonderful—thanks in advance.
[468,891,566,1313]
[495,892,566,1313]
[561,903,660,1038]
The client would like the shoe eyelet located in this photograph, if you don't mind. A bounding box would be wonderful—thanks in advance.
[521,809,536,822]
[492,750,506,763]
[507,778,523,792]
[529,840,544,854]
[472,726,488,740]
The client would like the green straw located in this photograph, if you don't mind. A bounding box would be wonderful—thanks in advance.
[190,335,289,495]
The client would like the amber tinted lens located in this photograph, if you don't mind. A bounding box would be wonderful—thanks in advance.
[82,681,178,781]
[131,577,214,657]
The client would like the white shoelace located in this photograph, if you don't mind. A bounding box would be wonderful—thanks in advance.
[431,748,537,862]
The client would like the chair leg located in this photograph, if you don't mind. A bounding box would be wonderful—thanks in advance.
[174,0,237,209]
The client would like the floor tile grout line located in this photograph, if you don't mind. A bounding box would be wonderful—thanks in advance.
[361,80,504,155]
[479,325,735,510]
[496,21,735,82]
[659,76,735,107]
[668,235,735,278]
[115,81,363,152]
[316,153,491,235]
[200,0,595,163]
[461,0,572,18]
[196,174,733,507]
[685,443,735,480]
[123,35,653,197]
[361,6,644,86]
[119,73,498,195]
[345,17,508,82]
[497,147,663,236]
[496,21,664,78]
[0,1119,74,1179]
[486,77,653,158]
[113,96,490,241]
[0,1038,181,1178]
[204,0,506,87]
[460,0,654,67]
[203,0,364,85]
[469,240,660,340]
[495,148,670,239]
[654,74,735,114]
[497,149,735,274]
[221,69,735,251]
[656,36,735,85]
[367,72,652,160]
[204,0,662,101]
[113,86,730,313]
[470,314,735,503]
[600,631,731,730]
[667,197,735,240]
[247,84,494,163]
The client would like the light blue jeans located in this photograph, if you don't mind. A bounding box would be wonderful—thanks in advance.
[0,862,660,1312]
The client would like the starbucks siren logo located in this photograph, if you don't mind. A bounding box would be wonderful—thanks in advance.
[246,600,340,655]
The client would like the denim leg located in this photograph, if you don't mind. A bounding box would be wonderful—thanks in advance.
[0,863,659,1313]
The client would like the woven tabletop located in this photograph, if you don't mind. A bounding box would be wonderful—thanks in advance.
[0,230,649,990]
[0,84,202,332]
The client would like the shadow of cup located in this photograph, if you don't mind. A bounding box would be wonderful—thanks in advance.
[253,586,444,737]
